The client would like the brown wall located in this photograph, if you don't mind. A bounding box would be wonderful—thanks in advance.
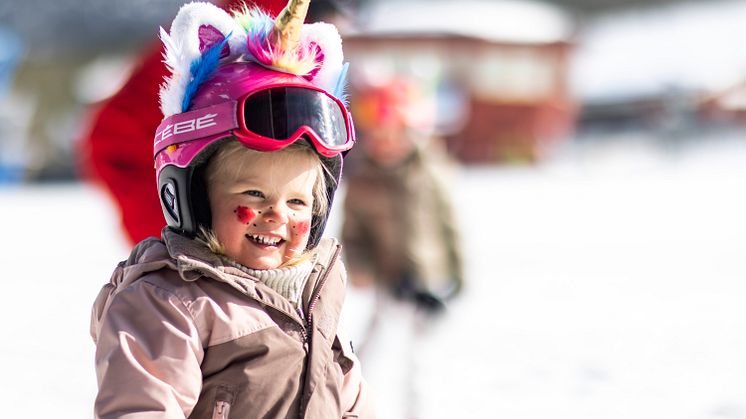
[344,35,577,163]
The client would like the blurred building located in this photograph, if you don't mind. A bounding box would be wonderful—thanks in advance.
[571,0,746,139]
[0,0,185,182]
[344,0,577,163]
[699,80,746,124]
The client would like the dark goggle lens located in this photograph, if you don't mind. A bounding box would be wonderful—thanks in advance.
[243,87,349,147]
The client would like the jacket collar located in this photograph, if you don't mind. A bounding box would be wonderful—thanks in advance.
[160,228,339,323]
[159,228,267,297]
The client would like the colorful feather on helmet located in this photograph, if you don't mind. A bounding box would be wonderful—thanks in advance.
[235,6,321,79]
[159,0,348,117]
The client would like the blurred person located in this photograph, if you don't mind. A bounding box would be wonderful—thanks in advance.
[341,77,464,418]
[90,2,373,417]
[78,0,353,245]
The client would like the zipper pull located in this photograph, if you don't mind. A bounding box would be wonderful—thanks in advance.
[212,400,231,419]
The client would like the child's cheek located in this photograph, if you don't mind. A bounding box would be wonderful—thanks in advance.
[287,219,311,251]
[233,206,255,224]
[293,220,311,236]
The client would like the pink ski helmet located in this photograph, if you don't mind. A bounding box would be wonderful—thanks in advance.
[154,1,353,248]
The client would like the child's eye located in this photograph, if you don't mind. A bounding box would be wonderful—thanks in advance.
[288,198,307,206]
[243,190,264,198]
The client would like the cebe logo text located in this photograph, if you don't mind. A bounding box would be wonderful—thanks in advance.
[156,113,218,142]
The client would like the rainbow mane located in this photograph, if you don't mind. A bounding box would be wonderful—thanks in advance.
[234,7,321,78]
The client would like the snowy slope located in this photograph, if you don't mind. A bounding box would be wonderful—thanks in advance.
[0,184,129,417]
[1,136,745,417]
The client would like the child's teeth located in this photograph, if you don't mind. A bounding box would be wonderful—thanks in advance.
[251,234,280,245]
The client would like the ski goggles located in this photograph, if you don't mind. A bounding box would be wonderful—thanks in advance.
[154,85,354,158]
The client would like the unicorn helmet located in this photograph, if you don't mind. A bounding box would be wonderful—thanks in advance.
[153,1,353,248]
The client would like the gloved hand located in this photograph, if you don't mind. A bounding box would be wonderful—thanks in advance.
[392,274,448,314]
[411,290,447,313]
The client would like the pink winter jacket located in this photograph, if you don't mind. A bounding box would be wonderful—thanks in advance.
[90,229,374,418]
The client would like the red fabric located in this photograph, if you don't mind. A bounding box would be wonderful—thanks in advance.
[79,0,288,245]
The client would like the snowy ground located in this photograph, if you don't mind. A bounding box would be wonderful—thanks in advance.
[1,134,745,418]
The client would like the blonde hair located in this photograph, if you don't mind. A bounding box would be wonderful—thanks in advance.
[205,139,328,215]
[197,139,330,265]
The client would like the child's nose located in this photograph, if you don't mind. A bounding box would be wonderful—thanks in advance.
[261,205,289,224]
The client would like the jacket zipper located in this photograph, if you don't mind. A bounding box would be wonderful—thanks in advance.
[297,307,309,345]
[212,400,230,419]
[306,244,342,331]
[297,244,342,418]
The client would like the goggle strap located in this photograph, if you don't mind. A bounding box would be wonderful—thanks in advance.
[154,101,239,157]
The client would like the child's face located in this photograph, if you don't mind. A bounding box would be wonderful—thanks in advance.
[363,123,415,167]
[208,151,317,270]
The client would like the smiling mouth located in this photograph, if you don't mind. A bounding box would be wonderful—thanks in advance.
[246,234,285,248]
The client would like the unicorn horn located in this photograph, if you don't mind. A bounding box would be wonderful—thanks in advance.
[272,0,311,52]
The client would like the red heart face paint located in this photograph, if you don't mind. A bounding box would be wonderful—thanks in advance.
[234,206,256,224]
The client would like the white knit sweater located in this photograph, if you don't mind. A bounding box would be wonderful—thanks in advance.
[223,256,316,309]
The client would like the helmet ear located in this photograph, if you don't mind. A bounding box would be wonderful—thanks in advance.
[160,179,181,226]
[157,138,226,237]
[301,23,346,94]
[158,166,195,234]
[157,164,208,237]
[197,24,231,57]
[159,2,247,117]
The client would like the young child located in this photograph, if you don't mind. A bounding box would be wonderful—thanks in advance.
[90,2,373,417]
[341,78,464,418]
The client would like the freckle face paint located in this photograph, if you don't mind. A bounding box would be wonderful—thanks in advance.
[294,220,310,235]
[234,206,255,224]
[285,219,312,260]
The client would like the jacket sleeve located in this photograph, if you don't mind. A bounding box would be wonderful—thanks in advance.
[341,188,377,280]
[338,337,376,418]
[93,278,204,418]
[432,168,465,292]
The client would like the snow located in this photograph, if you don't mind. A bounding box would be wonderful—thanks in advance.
[2,136,746,417]
[0,184,129,417]
[426,137,746,418]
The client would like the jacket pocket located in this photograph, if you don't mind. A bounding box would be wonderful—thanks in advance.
[211,385,237,419]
